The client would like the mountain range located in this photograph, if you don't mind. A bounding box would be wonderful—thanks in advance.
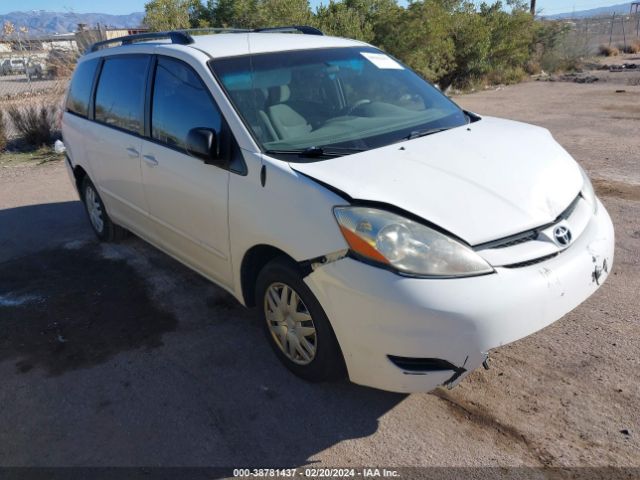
[0,11,145,36]
[544,2,636,19]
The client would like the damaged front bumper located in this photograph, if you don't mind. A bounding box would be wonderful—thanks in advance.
[303,199,614,393]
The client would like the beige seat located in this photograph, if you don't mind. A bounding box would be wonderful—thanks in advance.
[267,85,312,140]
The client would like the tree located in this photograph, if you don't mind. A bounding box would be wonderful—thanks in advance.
[385,1,457,84]
[314,0,374,41]
[143,0,204,31]
[207,0,261,28]
[259,0,313,27]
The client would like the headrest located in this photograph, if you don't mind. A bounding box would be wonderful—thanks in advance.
[269,84,290,104]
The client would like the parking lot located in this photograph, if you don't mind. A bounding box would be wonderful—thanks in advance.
[0,60,638,470]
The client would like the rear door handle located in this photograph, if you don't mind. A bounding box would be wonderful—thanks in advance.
[143,154,158,167]
[126,147,139,158]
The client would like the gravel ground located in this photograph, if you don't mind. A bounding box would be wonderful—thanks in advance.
[0,57,638,473]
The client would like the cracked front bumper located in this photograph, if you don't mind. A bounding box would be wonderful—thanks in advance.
[304,199,614,393]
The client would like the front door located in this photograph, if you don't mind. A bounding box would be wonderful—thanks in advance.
[140,56,231,287]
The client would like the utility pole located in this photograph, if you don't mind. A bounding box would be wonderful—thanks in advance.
[530,0,536,15]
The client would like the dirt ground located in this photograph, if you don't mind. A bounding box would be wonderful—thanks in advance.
[0,56,638,473]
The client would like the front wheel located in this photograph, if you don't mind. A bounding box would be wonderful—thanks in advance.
[81,177,128,242]
[255,257,346,382]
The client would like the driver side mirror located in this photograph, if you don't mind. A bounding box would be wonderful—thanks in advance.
[186,128,223,165]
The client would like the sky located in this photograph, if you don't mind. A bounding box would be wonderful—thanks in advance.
[0,0,630,16]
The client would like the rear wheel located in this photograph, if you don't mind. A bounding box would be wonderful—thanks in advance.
[81,177,128,242]
[256,257,346,382]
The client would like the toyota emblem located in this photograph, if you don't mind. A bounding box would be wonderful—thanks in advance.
[553,225,572,246]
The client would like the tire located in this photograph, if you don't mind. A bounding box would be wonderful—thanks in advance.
[81,177,128,242]
[256,256,346,382]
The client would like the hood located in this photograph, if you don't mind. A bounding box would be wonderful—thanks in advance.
[289,116,583,246]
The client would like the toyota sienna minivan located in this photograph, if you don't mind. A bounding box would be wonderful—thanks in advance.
[61,27,614,393]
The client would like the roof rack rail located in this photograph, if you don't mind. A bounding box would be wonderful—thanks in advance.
[179,27,252,35]
[89,31,194,52]
[87,24,324,53]
[180,25,324,35]
[253,25,323,35]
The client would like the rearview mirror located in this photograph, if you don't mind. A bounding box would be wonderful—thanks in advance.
[186,128,221,164]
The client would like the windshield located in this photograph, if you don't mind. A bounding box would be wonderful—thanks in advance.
[210,47,468,159]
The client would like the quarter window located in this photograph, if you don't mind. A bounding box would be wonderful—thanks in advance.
[95,56,149,134]
[151,57,222,150]
[66,58,99,117]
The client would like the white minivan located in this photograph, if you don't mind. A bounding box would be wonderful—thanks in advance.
[62,27,614,393]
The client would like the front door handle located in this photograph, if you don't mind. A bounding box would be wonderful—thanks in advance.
[126,147,139,158]
[143,154,159,167]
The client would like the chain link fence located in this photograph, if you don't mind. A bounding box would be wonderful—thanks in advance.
[0,34,77,138]
[0,26,145,140]
[554,11,640,56]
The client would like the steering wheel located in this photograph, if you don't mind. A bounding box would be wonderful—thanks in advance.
[345,99,371,116]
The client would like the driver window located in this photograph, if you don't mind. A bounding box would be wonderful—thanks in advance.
[151,57,222,151]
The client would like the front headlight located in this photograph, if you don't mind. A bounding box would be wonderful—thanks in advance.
[333,207,494,277]
[578,165,598,213]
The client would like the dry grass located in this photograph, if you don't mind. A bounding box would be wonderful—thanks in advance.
[6,103,59,148]
[621,41,640,54]
[599,44,620,56]
[525,60,542,75]
[485,67,528,86]
[0,110,6,151]
[0,146,63,166]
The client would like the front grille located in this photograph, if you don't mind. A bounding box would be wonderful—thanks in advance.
[488,231,538,249]
[502,253,558,269]
[474,194,581,252]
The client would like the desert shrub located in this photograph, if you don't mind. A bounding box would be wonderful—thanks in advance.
[6,103,59,148]
[0,110,7,151]
[314,0,400,43]
[385,0,536,89]
[258,0,314,27]
[143,0,204,30]
[46,49,78,79]
[621,41,640,54]
[383,1,457,84]
[315,2,375,41]
[444,2,493,88]
[481,2,535,75]
[525,59,542,74]
[599,44,620,56]
[486,66,527,85]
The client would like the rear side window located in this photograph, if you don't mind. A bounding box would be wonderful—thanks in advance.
[66,58,99,117]
[95,56,149,134]
[151,56,222,150]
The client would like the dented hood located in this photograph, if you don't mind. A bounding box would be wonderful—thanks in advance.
[290,116,583,246]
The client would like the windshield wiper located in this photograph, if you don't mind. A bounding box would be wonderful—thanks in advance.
[265,146,366,158]
[404,127,452,141]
